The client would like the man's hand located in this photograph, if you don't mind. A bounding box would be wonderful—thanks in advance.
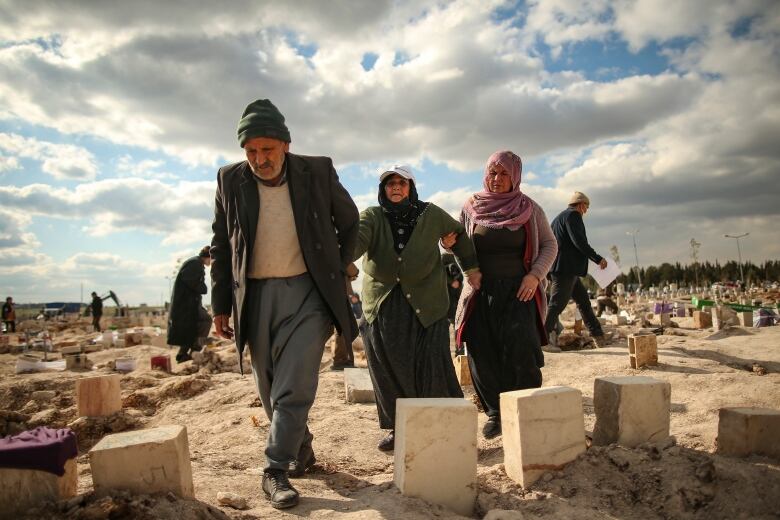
[451,279,461,289]
[516,274,539,301]
[599,258,608,270]
[440,232,457,250]
[213,314,234,340]
[466,270,482,290]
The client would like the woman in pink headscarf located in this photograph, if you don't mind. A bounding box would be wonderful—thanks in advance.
[453,150,557,439]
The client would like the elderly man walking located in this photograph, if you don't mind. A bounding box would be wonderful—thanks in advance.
[210,99,359,509]
[544,192,608,348]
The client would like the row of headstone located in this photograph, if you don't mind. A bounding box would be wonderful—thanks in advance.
[0,374,193,516]
[386,378,779,515]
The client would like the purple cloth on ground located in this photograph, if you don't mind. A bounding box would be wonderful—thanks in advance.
[0,426,78,476]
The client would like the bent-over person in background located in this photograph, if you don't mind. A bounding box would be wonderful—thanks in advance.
[167,246,212,363]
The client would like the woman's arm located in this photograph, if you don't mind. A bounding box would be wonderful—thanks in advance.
[353,208,375,261]
[436,206,481,288]
[529,205,558,282]
[517,205,558,301]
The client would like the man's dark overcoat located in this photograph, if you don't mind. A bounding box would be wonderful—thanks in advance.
[210,153,359,370]
[167,256,207,347]
[549,207,603,276]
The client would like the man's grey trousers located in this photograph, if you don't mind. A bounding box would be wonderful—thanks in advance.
[246,274,332,472]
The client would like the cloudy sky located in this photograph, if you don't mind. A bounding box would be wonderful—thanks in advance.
[1,0,778,305]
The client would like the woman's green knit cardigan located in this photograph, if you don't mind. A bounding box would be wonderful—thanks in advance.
[354,204,478,327]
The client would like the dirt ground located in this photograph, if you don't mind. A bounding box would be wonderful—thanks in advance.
[1,309,779,520]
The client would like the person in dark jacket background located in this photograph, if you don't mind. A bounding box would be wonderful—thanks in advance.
[544,191,608,347]
[89,292,103,332]
[2,297,15,333]
[168,246,211,362]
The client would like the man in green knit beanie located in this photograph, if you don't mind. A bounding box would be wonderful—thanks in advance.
[210,98,359,509]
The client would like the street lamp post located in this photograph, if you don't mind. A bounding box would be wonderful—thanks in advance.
[626,229,642,289]
[724,232,749,285]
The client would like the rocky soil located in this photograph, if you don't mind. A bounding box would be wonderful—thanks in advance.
[1,310,779,519]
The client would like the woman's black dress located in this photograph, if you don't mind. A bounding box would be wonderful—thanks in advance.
[462,225,543,418]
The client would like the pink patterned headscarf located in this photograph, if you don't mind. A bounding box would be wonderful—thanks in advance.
[462,150,534,231]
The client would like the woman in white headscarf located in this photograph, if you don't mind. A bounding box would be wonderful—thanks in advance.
[354,165,481,451]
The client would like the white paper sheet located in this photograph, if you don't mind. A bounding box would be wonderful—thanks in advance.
[588,258,621,289]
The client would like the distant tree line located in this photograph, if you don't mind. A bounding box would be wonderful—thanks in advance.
[583,260,780,292]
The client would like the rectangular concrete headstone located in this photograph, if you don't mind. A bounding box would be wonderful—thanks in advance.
[737,311,753,327]
[151,335,167,348]
[83,342,102,353]
[0,458,77,517]
[60,345,84,356]
[693,311,712,329]
[711,306,724,331]
[592,376,671,447]
[610,315,628,326]
[394,398,477,516]
[344,368,375,403]
[628,334,658,369]
[89,425,194,497]
[454,355,472,386]
[501,386,585,487]
[76,374,122,417]
[124,332,142,347]
[717,407,780,458]
[65,353,89,370]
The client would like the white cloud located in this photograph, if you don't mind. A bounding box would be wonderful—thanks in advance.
[116,155,179,180]
[0,0,778,303]
[0,178,214,243]
[0,133,98,180]
[0,1,704,172]
[0,154,20,172]
[428,187,477,218]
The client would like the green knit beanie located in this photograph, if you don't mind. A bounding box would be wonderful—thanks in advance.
[236,99,291,147]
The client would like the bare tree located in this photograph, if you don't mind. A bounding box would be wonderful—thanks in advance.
[690,238,701,288]
[609,245,620,265]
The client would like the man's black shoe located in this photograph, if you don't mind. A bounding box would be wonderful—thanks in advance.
[262,469,299,509]
[175,353,192,363]
[482,417,501,439]
[289,444,316,478]
[330,362,355,371]
[377,431,395,451]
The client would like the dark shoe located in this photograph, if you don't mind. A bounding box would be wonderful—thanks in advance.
[289,445,316,478]
[377,431,395,451]
[483,417,501,439]
[262,469,299,509]
[175,353,192,363]
[330,362,355,371]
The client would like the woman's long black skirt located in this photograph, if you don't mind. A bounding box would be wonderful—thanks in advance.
[463,277,543,419]
[362,286,464,430]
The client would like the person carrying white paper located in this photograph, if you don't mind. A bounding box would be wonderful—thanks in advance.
[544,192,609,347]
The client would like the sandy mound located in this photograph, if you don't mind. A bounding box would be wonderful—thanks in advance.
[1,314,778,519]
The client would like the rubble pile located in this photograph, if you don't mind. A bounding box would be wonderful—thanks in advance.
[185,348,241,374]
